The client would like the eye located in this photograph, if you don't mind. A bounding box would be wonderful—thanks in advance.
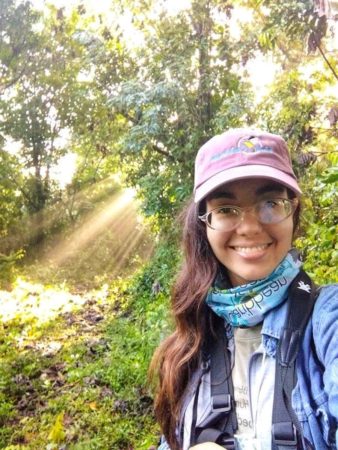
[258,198,293,224]
[263,199,281,208]
[216,206,239,216]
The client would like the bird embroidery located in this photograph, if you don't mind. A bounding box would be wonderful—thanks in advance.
[297,281,311,293]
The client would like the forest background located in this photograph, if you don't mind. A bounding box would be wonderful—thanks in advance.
[0,0,337,448]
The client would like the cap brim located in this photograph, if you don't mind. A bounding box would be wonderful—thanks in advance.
[194,165,302,203]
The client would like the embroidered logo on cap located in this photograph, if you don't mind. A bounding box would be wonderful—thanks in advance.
[237,136,273,154]
[210,136,273,162]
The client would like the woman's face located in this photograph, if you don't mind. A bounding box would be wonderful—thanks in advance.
[205,179,295,287]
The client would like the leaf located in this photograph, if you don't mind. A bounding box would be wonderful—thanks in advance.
[320,167,338,184]
[48,412,66,444]
[89,401,97,410]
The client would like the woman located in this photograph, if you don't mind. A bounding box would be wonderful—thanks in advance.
[151,128,338,450]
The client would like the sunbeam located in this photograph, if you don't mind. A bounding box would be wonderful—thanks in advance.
[46,189,137,266]
[23,181,155,289]
[110,224,154,277]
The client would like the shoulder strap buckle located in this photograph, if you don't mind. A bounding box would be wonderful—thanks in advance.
[212,393,232,413]
[272,422,297,446]
[217,436,236,449]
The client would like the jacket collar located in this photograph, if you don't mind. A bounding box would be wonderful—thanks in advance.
[260,297,289,357]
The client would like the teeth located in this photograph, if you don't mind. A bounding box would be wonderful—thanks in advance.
[233,244,269,253]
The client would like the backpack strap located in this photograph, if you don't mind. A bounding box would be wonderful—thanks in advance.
[272,270,317,450]
[192,316,237,449]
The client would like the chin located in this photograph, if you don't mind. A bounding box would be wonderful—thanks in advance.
[230,268,272,286]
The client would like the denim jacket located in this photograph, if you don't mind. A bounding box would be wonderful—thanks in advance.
[158,284,338,450]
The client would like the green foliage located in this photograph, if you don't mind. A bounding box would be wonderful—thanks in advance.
[256,65,338,285]
[0,238,181,448]
[0,0,41,90]
[0,249,24,289]
[296,166,338,284]
[0,0,96,233]
[257,70,316,146]
[129,236,181,300]
[0,149,24,238]
[48,412,66,444]
[96,0,255,226]
[237,0,321,61]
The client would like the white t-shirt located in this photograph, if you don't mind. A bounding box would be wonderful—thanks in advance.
[233,324,275,450]
[233,324,262,433]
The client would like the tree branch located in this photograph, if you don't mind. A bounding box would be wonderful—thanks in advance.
[310,32,338,80]
[151,143,178,162]
[0,67,27,94]
[6,172,34,209]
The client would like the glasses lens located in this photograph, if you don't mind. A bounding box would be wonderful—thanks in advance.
[208,206,241,231]
[257,199,293,224]
[202,199,296,230]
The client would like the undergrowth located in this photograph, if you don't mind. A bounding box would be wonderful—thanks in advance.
[0,239,181,449]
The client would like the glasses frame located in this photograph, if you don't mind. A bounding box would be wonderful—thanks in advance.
[198,197,299,232]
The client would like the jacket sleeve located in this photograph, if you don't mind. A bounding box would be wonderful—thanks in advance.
[312,284,338,445]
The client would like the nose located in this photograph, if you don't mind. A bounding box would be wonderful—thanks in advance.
[235,209,263,235]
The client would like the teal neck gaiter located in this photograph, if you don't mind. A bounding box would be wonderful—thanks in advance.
[206,250,302,327]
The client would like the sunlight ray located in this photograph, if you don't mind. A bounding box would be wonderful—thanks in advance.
[2,177,123,250]
[47,189,136,265]
[110,225,154,276]
[79,206,138,263]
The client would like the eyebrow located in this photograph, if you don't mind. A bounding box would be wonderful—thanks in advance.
[208,191,236,200]
[255,183,286,195]
[208,182,285,200]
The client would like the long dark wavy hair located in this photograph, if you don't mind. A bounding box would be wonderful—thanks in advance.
[150,189,300,450]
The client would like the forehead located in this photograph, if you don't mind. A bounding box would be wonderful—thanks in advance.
[206,179,287,201]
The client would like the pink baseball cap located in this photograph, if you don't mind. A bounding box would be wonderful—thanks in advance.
[194,128,301,203]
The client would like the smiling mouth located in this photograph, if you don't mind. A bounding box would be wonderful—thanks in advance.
[230,243,271,253]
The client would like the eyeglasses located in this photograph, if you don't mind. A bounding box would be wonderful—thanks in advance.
[198,198,298,232]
